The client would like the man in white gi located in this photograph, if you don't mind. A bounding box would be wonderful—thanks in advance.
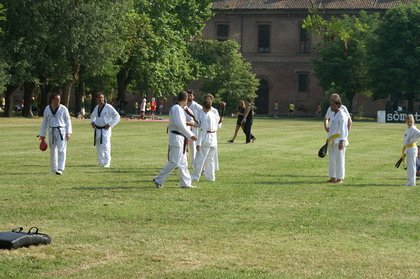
[203,94,222,171]
[324,93,352,132]
[39,94,72,175]
[186,90,202,168]
[192,99,220,182]
[327,98,349,184]
[90,92,120,168]
[154,91,197,188]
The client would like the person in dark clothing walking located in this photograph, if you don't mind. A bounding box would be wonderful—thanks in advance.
[241,98,256,144]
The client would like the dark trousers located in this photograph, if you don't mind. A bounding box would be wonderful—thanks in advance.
[244,119,255,143]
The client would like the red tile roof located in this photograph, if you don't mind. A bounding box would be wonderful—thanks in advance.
[212,0,416,10]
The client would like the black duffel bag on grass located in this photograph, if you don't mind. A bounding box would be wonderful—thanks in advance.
[0,227,51,249]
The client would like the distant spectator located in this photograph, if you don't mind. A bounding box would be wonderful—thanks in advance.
[288,101,295,118]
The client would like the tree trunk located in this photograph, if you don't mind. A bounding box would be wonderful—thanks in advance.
[408,98,414,113]
[74,81,85,117]
[90,91,96,114]
[346,92,355,113]
[39,83,51,116]
[61,62,80,110]
[3,85,18,117]
[116,65,131,115]
[22,82,35,118]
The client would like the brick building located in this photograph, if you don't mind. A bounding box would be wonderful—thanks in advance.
[201,0,415,117]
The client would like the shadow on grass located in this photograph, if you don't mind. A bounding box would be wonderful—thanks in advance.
[70,185,155,191]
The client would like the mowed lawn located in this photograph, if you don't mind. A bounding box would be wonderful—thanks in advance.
[0,116,418,279]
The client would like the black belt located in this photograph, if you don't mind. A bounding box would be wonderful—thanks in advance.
[171,130,188,154]
[94,125,107,146]
[51,126,63,144]
[207,131,216,133]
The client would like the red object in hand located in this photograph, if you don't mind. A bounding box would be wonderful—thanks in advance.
[39,138,48,151]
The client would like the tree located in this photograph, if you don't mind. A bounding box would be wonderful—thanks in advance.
[367,1,420,111]
[0,3,8,93]
[190,39,259,113]
[115,0,213,111]
[0,0,129,117]
[303,11,380,112]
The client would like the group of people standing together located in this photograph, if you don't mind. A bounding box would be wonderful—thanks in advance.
[39,92,120,175]
[38,90,418,187]
[135,97,160,120]
[323,92,420,186]
[154,90,222,188]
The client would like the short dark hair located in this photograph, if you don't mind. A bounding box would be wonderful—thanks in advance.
[186,89,195,95]
[49,94,60,103]
[178,91,188,101]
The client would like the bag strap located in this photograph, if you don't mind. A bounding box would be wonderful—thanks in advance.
[28,227,39,234]
[12,227,23,233]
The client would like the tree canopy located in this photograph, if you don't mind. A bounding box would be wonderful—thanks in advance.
[0,0,260,117]
[190,39,259,113]
[304,12,380,112]
[367,0,420,111]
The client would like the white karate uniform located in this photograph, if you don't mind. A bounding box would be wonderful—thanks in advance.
[90,103,120,167]
[155,104,195,187]
[403,126,420,186]
[186,101,202,167]
[210,106,221,171]
[325,105,351,121]
[328,109,349,180]
[192,108,220,181]
[39,105,72,173]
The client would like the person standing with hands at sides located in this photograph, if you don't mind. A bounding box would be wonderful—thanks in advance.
[185,90,202,168]
[151,97,157,119]
[288,101,295,118]
[327,97,349,184]
[140,96,146,119]
[324,93,352,133]
[90,92,120,168]
[273,100,279,118]
[39,94,72,175]
[242,98,256,144]
[228,100,245,143]
[203,93,222,170]
[402,114,420,186]
[154,91,197,188]
[192,99,220,182]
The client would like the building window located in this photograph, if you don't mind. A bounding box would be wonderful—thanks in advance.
[298,73,309,92]
[258,25,270,53]
[216,24,229,41]
[299,24,311,54]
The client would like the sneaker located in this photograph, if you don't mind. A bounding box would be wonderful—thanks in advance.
[56,170,63,175]
[227,139,234,143]
[181,185,196,189]
[103,164,110,168]
[252,137,256,143]
[153,178,162,188]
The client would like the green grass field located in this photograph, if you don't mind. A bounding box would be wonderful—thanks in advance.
[0,117,418,278]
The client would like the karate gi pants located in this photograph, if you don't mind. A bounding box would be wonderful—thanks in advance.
[48,130,67,172]
[95,133,112,167]
[188,140,197,168]
[192,146,217,181]
[328,143,346,180]
[406,146,417,186]
[155,146,192,187]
